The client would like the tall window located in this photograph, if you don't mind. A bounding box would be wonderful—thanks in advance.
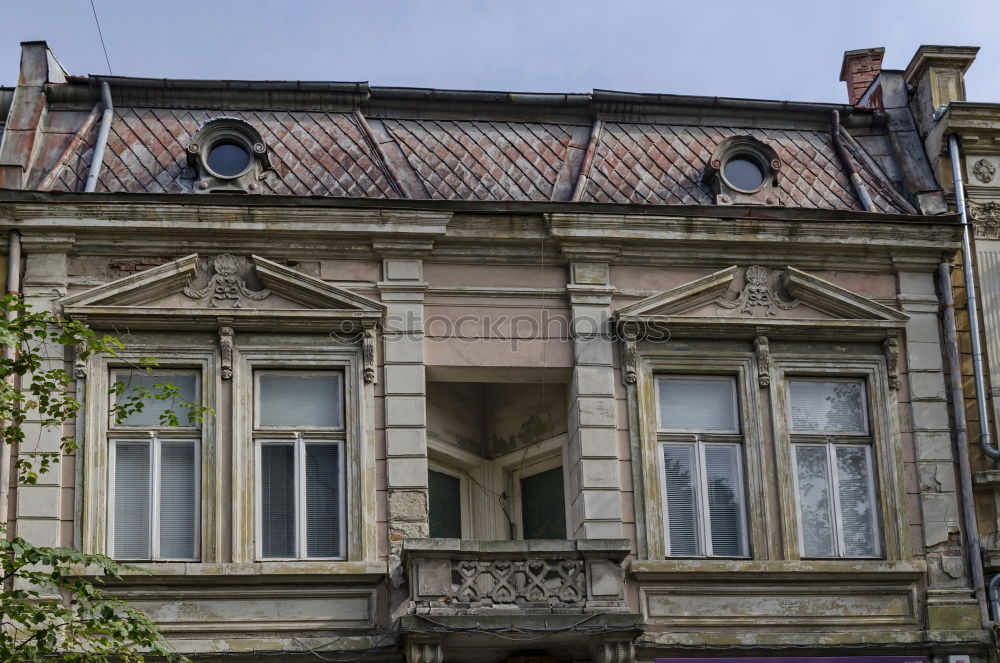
[656,376,748,557]
[255,371,345,559]
[789,378,880,558]
[108,370,200,561]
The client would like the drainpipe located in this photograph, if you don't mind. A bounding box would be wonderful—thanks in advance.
[831,110,874,212]
[990,573,1000,623]
[0,229,22,528]
[940,260,991,627]
[83,81,112,193]
[948,134,1000,461]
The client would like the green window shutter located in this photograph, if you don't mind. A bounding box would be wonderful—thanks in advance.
[521,467,566,540]
[429,470,462,538]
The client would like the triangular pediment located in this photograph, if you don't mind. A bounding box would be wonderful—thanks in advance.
[61,253,383,331]
[616,265,907,339]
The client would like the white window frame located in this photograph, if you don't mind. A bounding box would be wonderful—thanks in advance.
[254,435,346,561]
[787,377,881,559]
[107,435,201,561]
[105,367,204,562]
[655,375,749,558]
[249,367,349,561]
[232,347,371,564]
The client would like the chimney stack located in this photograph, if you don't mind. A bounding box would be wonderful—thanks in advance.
[840,48,885,105]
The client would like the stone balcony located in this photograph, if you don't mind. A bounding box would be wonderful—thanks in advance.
[402,538,632,615]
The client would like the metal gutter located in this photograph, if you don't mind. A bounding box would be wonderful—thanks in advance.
[570,118,603,202]
[352,110,406,199]
[948,133,1000,461]
[83,81,112,193]
[940,259,991,627]
[831,110,874,212]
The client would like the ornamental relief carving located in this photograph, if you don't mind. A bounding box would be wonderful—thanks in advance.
[183,254,271,308]
[968,201,1000,239]
[973,158,997,184]
[715,265,800,317]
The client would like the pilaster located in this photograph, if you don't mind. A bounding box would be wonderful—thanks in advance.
[898,270,978,629]
[567,255,623,538]
[15,233,73,550]
[377,241,431,617]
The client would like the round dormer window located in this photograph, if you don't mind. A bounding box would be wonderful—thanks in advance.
[722,154,767,192]
[206,141,253,178]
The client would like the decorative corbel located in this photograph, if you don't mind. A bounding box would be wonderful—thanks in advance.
[74,347,87,379]
[405,640,443,663]
[218,326,234,380]
[884,334,900,390]
[754,335,771,387]
[592,639,636,663]
[363,326,377,384]
[620,321,640,386]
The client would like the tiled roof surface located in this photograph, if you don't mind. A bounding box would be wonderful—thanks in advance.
[382,119,577,201]
[53,108,399,198]
[44,106,907,213]
[582,123,902,213]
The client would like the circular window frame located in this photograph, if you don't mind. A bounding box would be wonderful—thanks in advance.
[187,118,269,183]
[203,139,255,180]
[704,136,782,200]
[720,153,769,194]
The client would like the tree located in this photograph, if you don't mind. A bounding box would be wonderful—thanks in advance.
[0,294,208,662]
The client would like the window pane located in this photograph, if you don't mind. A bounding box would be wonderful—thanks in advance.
[663,444,700,555]
[260,444,296,558]
[521,467,566,540]
[795,445,836,557]
[789,380,867,434]
[658,377,738,433]
[115,372,198,427]
[159,442,197,559]
[836,446,878,557]
[428,470,462,539]
[705,445,746,557]
[258,373,343,428]
[306,444,341,558]
[114,443,150,559]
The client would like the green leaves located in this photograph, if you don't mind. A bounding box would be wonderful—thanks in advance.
[0,295,206,662]
[0,529,190,662]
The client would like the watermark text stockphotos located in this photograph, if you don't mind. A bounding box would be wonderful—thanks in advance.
[338,310,670,349]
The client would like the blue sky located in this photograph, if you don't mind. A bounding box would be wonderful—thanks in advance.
[4,0,1000,103]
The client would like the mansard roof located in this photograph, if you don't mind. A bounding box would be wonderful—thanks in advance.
[3,53,933,215]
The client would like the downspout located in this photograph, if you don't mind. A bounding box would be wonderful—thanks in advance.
[0,229,22,529]
[831,110,874,212]
[940,260,991,627]
[991,573,1000,624]
[83,81,112,193]
[948,134,1000,461]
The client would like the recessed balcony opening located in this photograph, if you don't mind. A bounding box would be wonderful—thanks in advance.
[425,372,569,541]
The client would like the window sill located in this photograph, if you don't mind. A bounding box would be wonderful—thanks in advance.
[630,558,925,581]
[91,560,388,581]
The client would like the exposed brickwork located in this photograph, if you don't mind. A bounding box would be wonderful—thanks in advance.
[840,48,885,106]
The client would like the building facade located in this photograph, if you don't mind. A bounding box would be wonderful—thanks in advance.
[0,41,994,663]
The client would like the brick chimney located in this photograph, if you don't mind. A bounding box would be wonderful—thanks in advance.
[840,47,885,105]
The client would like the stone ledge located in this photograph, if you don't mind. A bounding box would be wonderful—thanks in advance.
[403,537,630,560]
[635,628,992,648]
[630,558,926,581]
[78,560,388,583]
